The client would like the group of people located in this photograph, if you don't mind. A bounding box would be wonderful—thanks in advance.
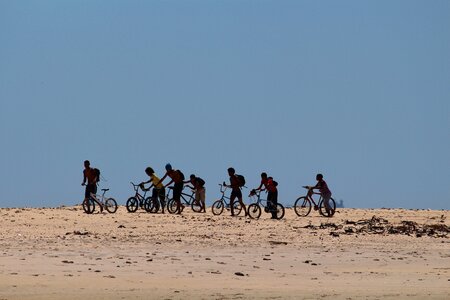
[82,160,333,218]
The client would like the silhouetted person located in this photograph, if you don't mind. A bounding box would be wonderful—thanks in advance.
[223,167,247,217]
[81,160,98,205]
[311,173,333,215]
[184,174,206,213]
[253,172,278,219]
[156,163,185,214]
[141,167,166,213]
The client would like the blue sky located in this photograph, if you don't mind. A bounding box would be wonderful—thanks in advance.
[1,0,449,209]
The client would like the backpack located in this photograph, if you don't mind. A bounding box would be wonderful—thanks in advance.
[93,168,101,182]
[177,170,185,181]
[236,174,246,187]
[268,177,278,187]
[196,177,205,187]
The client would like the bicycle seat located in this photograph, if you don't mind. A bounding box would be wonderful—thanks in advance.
[102,189,109,192]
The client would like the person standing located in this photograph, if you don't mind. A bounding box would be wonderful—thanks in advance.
[156,163,185,214]
[223,167,247,217]
[141,167,166,213]
[311,173,333,215]
[185,174,206,213]
[253,172,278,219]
[81,160,99,205]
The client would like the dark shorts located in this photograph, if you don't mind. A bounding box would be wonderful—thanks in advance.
[267,190,278,205]
[152,187,166,201]
[85,184,97,198]
[267,190,278,217]
[173,182,183,201]
[230,189,242,200]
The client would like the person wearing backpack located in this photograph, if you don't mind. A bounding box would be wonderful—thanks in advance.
[184,174,206,213]
[223,167,247,217]
[253,172,279,219]
[155,163,185,214]
[81,160,99,206]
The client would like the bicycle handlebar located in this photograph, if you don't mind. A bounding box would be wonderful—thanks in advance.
[219,183,247,189]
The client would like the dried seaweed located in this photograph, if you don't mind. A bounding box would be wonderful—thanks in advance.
[319,215,449,238]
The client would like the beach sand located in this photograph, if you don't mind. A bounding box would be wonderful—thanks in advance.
[0,206,449,299]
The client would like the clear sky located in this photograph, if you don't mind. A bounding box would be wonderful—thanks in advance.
[1,0,449,209]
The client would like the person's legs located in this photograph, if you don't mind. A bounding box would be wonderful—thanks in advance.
[230,190,237,216]
[270,190,278,219]
[158,188,166,213]
[85,184,101,212]
[151,188,159,212]
[199,188,206,212]
[195,190,200,206]
[238,195,246,216]
[323,194,332,215]
[174,183,183,214]
[84,186,90,203]
[234,189,246,216]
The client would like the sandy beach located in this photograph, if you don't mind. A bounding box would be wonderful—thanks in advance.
[0,206,449,299]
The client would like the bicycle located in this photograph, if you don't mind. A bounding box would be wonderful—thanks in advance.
[143,187,168,214]
[211,184,244,216]
[126,182,152,213]
[294,186,336,217]
[82,188,118,214]
[163,186,202,214]
[247,189,285,220]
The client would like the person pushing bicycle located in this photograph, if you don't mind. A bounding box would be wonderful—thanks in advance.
[252,172,279,219]
[310,173,333,215]
[155,163,185,214]
[223,167,247,217]
[184,174,206,213]
[81,160,99,207]
[141,167,166,213]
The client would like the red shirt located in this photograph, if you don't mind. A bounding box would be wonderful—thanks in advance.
[83,168,97,185]
[316,180,331,197]
[261,178,277,192]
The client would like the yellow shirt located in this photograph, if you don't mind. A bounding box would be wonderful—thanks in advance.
[151,174,164,189]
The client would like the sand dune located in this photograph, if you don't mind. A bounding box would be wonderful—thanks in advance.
[0,207,449,299]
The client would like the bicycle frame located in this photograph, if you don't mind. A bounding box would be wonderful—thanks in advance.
[248,190,270,208]
[166,186,196,206]
[294,186,336,218]
[90,189,109,207]
[83,187,117,214]
[304,187,324,207]
[216,184,235,207]
[130,182,149,203]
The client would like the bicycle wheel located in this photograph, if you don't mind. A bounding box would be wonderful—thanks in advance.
[145,197,160,213]
[126,197,139,213]
[82,198,95,214]
[105,198,118,213]
[143,197,153,212]
[319,197,336,217]
[275,203,285,220]
[167,199,180,214]
[233,202,244,216]
[294,196,312,217]
[247,203,261,219]
[191,200,203,213]
[211,200,224,215]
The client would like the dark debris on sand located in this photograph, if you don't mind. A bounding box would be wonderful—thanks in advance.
[302,216,449,238]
